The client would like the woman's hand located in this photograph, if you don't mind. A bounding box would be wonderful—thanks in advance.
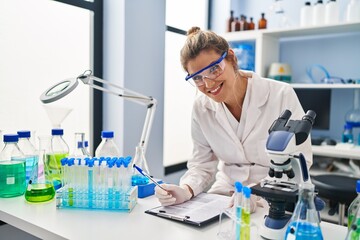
[154,184,193,206]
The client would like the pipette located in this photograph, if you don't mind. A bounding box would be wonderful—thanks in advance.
[133,164,166,191]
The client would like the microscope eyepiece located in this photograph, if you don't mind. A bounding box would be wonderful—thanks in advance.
[280,109,292,120]
[302,110,316,126]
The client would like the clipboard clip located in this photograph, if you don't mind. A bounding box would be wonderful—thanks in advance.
[157,212,190,222]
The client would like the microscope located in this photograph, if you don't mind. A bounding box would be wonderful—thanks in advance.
[251,109,316,240]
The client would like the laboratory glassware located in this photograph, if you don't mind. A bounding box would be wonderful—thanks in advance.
[346,206,360,240]
[132,145,149,185]
[17,130,38,181]
[95,131,120,157]
[348,180,360,229]
[241,186,251,240]
[50,128,69,190]
[285,182,323,240]
[0,134,27,198]
[25,137,55,203]
[72,132,89,157]
[342,124,354,144]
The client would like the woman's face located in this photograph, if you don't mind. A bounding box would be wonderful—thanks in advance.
[186,49,236,103]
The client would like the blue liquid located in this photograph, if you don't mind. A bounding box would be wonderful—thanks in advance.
[132,174,149,185]
[285,222,323,240]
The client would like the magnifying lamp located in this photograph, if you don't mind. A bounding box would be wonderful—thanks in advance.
[40,70,157,163]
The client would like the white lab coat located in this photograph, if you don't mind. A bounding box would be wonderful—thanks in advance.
[179,72,313,202]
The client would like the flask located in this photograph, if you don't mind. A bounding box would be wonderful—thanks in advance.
[348,180,360,229]
[258,13,267,29]
[0,134,27,197]
[83,140,91,157]
[342,123,354,144]
[346,0,360,22]
[325,0,339,25]
[285,182,323,240]
[17,130,38,181]
[50,129,69,190]
[248,17,255,30]
[25,136,55,203]
[95,131,120,157]
[131,145,150,185]
[227,10,234,32]
[300,2,313,27]
[313,0,325,26]
[346,205,360,240]
[241,186,251,240]
[72,132,89,157]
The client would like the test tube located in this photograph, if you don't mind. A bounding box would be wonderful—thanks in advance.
[115,158,122,209]
[241,187,251,240]
[67,158,75,206]
[122,156,132,194]
[234,182,243,239]
[106,157,116,209]
[87,158,95,208]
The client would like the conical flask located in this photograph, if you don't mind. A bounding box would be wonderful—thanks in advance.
[25,136,55,203]
[131,145,150,185]
[345,205,360,240]
[285,182,323,240]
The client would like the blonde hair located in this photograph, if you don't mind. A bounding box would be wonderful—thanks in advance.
[180,27,237,72]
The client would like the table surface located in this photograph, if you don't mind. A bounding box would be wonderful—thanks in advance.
[0,194,348,240]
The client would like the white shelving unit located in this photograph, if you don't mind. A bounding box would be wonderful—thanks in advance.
[222,21,360,80]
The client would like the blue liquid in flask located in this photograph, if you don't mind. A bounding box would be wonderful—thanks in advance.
[285,221,323,240]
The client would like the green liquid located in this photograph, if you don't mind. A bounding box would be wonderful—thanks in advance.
[240,210,250,240]
[0,160,26,198]
[46,153,68,189]
[25,183,55,203]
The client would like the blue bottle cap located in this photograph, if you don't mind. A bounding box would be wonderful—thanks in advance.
[84,141,89,147]
[61,158,68,166]
[3,134,19,143]
[17,131,31,138]
[115,157,123,168]
[357,180,360,193]
[235,181,243,193]
[68,158,75,166]
[107,158,116,168]
[101,131,114,138]
[243,186,251,199]
[52,129,64,135]
[123,156,132,168]
[77,141,83,148]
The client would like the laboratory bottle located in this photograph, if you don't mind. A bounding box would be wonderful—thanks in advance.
[313,0,325,26]
[300,2,313,27]
[241,186,251,240]
[72,132,88,157]
[348,180,360,229]
[25,136,55,203]
[345,205,360,240]
[346,0,360,22]
[342,123,354,144]
[227,10,234,32]
[248,17,255,30]
[50,129,69,190]
[131,145,150,186]
[17,130,38,181]
[0,134,27,198]
[234,182,243,240]
[258,13,267,29]
[285,182,323,240]
[95,131,120,157]
[325,0,339,25]
[231,17,240,32]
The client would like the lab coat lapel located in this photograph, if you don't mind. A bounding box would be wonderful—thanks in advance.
[242,75,269,142]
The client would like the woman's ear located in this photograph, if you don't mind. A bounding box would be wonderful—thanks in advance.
[227,48,238,70]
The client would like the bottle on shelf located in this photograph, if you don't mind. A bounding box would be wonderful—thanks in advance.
[50,129,69,190]
[0,134,27,198]
[248,17,255,30]
[346,0,360,22]
[17,130,38,181]
[325,0,339,25]
[227,10,235,32]
[285,182,323,239]
[300,1,313,27]
[231,17,240,32]
[313,0,325,26]
[243,16,249,31]
[342,123,354,144]
[258,13,267,29]
[348,180,360,229]
[95,131,120,157]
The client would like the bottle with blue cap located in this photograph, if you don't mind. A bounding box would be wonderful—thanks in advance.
[0,134,27,197]
[49,128,69,190]
[95,131,120,157]
[348,180,360,229]
[17,130,38,181]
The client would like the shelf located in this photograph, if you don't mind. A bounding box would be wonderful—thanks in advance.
[291,84,360,89]
[312,144,360,160]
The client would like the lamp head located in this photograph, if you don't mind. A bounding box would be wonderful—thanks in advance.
[40,77,79,104]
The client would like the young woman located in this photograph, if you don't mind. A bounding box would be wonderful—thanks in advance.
[155,27,312,212]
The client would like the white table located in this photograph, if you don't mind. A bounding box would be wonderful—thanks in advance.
[0,194,348,240]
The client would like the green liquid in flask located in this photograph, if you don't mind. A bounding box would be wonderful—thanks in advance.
[0,160,26,198]
[25,183,55,203]
[46,153,68,190]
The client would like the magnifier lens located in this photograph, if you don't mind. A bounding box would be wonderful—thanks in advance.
[46,81,71,97]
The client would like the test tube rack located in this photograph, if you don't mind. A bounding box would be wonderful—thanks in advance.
[56,156,137,212]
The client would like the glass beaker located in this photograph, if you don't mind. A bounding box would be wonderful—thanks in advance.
[25,139,55,203]
[131,145,149,185]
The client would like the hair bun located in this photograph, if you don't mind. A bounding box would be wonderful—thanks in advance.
[187,26,201,36]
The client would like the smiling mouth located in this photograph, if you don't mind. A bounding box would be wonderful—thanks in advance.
[208,82,223,94]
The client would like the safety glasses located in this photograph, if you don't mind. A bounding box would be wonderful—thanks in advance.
[185,51,227,87]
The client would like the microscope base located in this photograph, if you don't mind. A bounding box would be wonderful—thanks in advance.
[259,221,289,240]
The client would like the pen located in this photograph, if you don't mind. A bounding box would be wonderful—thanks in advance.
[133,164,167,191]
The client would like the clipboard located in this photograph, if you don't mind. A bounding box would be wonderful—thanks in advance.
[145,193,230,227]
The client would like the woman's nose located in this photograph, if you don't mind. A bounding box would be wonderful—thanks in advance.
[203,77,215,88]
